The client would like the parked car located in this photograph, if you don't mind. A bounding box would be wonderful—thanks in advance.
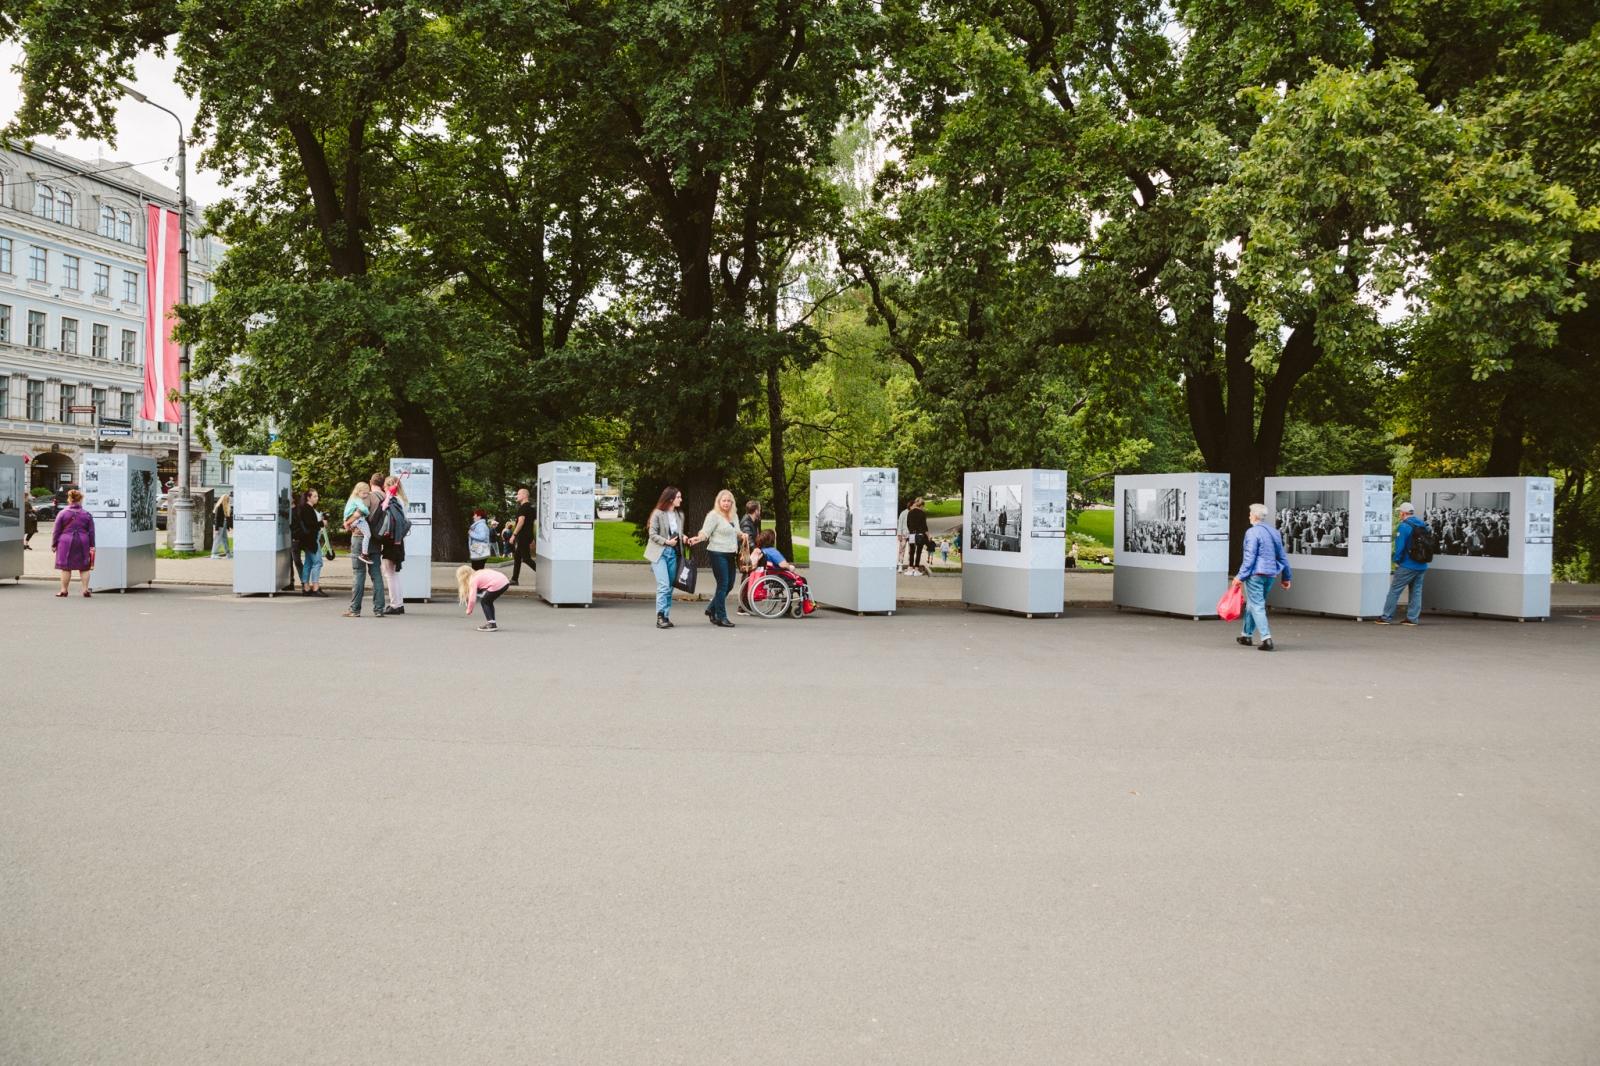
[30,496,57,522]
[156,493,168,530]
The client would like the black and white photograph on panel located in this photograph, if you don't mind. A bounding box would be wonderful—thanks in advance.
[1423,491,1511,557]
[0,465,18,527]
[1123,487,1186,555]
[813,483,854,550]
[969,483,1022,552]
[128,468,155,533]
[1275,490,1350,556]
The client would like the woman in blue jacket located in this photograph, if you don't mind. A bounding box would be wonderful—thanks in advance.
[1231,503,1292,651]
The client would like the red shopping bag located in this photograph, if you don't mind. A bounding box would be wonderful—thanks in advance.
[1217,583,1244,621]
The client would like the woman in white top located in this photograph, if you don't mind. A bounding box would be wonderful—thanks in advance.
[699,489,742,627]
[645,486,703,629]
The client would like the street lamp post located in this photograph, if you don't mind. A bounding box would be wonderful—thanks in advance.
[119,83,194,552]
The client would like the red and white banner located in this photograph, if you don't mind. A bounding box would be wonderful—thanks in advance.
[141,204,182,424]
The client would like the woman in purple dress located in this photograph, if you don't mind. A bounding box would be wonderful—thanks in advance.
[52,488,95,597]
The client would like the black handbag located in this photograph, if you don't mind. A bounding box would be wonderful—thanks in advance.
[672,546,699,594]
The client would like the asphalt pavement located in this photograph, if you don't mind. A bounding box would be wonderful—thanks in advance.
[2,583,1597,1064]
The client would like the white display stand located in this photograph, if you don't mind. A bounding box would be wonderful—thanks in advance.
[808,467,898,614]
[536,460,594,606]
[1112,473,1230,618]
[391,458,434,603]
[961,469,1067,616]
[80,453,157,592]
[232,455,294,596]
[0,454,24,582]
[1264,475,1392,619]
[1407,477,1554,620]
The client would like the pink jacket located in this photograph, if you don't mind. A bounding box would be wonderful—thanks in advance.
[465,568,509,614]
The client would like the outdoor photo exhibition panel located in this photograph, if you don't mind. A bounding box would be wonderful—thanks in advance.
[1112,472,1230,618]
[232,455,294,595]
[809,467,898,613]
[81,453,157,591]
[536,460,595,606]
[391,458,434,603]
[1407,476,1554,619]
[0,453,23,581]
[962,469,1067,615]
[1264,475,1392,618]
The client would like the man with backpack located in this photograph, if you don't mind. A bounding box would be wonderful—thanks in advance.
[1377,501,1432,626]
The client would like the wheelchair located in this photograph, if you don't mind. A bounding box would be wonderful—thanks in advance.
[739,563,815,619]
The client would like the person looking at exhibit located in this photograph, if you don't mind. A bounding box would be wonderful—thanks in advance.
[1377,501,1430,626]
[291,490,328,596]
[897,503,910,572]
[906,499,931,575]
[1231,503,1292,651]
[468,509,492,571]
[644,486,702,629]
[700,489,742,627]
[510,486,536,585]
[52,488,95,598]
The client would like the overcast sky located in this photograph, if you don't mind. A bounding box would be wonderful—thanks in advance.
[0,42,232,208]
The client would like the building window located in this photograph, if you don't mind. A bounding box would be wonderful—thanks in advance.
[27,310,46,348]
[101,204,116,237]
[117,210,133,243]
[59,383,75,422]
[34,184,53,219]
[57,191,74,226]
[120,391,135,423]
[93,387,106,419]
[62,255,80,290]
[91,323,109,359]
[93,262,110,296]
[0,305,8,343]
[28,245,47,282]
[0,237,10,274]
[121,328,137,363]
[27,380,44,420]
[61,317,78,354]
[0,377,7,419]
[123,270,139,303]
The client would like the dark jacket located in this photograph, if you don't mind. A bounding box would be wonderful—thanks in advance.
[290,503,322,552]
[1393,515,1429,571]
[740,514,760,541]
[906,508,929,537]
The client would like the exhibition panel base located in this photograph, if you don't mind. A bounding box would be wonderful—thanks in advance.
[807,560,896,614]
[1113,565,1229,619]
[962,562,1063,616]
[1414,569,1551,620]
[232,540,294,596]
[88,546,156,593]
[536,555,593,607]
[0,538,21,582]
[1267,569,1390,619]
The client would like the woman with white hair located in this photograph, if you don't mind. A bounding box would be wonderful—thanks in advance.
[1231,502,1292,651]
[699,489,742,627]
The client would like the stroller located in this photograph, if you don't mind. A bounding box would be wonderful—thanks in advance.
[740,561,815,619]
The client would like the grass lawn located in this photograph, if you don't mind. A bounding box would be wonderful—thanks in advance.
[1068,508,1113,546]
[593,520,810,565]
[922,498,962,518]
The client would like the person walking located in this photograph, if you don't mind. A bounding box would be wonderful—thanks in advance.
[1377,501,1429,626]
[457,564,510,632]
[23,495,37,550]
[906,498,931,575]
[211,493,233,558]
[644,486,702,629]
[700,489,742,627]
[342,481,386,618]
[1231,502,1292,650]
[52,488,95,597]
[509,487,536,585]
[737,500,761,615]
[468,509,492,571]
[291,490,329,596]
[375,476,408,614]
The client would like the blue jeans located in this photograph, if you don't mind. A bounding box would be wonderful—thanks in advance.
[1382,566,1425,622]
[707,551,735,622]
[651,548,679,616]
[301,545,323,586]
[1240,575,1274,640]
[349,535,386,615]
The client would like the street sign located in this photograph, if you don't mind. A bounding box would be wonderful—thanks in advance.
[99,428,133,437]
[100,417,131,428]
[68,405,96,413]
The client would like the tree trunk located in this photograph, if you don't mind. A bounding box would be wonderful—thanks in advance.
[394,400,467,562]
[766,360,794,560]
[1484,389,1525,477]
[1222,308,1261,574]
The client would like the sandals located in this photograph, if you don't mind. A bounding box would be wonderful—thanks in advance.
[55,590,68,597]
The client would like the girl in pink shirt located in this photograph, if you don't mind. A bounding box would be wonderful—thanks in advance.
[456,564,510,632]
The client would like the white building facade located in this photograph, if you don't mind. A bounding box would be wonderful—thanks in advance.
[0,143,223,496]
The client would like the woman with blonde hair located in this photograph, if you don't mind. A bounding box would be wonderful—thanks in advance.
[456,563,509,632]
[699,488,741,627]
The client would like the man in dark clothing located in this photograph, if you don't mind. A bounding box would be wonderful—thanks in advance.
[1377,501,1428,625]
[510,486,536,585]
[737,501,762,615]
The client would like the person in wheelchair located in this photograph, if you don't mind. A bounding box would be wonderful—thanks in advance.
[749,529,798,573]
[742,530,814,617]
